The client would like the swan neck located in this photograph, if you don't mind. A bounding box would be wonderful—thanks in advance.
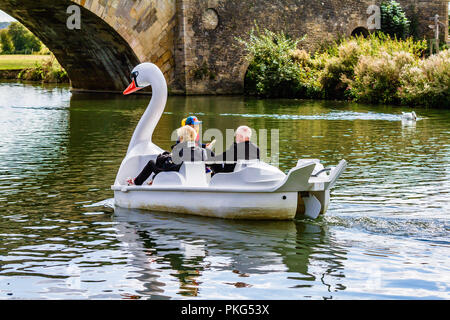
[127,73,167,155]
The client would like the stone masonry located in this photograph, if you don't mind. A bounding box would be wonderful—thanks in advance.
[180,0,449,94]
[0,0,447,93]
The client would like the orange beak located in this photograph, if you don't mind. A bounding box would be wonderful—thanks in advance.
[123,79,143,95]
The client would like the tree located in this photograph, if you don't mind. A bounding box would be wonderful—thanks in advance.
[7,22,41,54]
[380,0,410,39]
[7,22,27,53]
[24,32,41,53]
[0,29,14,54]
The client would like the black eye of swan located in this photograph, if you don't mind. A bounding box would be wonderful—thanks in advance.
[131,71,139,87]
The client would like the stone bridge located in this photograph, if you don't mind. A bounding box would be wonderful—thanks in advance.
[0,0,448,94]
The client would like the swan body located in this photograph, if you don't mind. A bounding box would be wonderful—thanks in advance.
[112,63,347,220]
[402,111,417,121]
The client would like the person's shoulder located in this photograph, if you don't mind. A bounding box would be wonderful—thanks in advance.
[246,141,259,148]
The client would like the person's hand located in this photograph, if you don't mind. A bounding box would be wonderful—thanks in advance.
[206,139,216,150]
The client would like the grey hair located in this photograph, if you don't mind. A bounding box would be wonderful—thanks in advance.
[235,126,252,140]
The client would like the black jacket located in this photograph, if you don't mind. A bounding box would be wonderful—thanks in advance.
[210,141,260,173]
[171,142,210,164]
[211,141,260,163]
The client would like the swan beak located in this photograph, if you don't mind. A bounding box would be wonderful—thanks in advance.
[123,80,142,95]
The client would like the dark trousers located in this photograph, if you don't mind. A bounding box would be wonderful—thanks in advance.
[135,157,182,186]
[134,160,158,186]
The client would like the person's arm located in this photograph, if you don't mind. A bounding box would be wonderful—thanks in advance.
[171,139,180,151]
[209,143,236,163]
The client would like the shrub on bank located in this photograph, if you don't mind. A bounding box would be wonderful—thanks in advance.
[317,40,360,99]
[18,55,69,83]
[398,50,450,107]
[344,51,417,104]
[240,27,449,108]
[0,29,14,54]
[316,33,427,99]
[238,27,322,98]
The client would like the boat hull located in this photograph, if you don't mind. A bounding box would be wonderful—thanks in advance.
[114,190,300,220]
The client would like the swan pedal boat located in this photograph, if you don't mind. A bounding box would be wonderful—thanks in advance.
[112,63,347,220]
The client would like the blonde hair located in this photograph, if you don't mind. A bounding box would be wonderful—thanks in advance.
[177,125,197,143]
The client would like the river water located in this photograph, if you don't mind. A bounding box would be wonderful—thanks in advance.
[0,81,449,299]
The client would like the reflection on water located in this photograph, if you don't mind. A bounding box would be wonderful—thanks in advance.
[0,82,449,299]
[113,208,347,299]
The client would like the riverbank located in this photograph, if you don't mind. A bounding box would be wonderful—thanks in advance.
[241,30,449,108]
[0,69,20,79]
[0,54,69,83]
[0,54,51,70]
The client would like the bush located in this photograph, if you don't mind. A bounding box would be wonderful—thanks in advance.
[345,51,417,104]
[239,25,446,107]
[18,54,69,83]
[380,0,410,39]
[238,27,320,98]
[398,49,450,107]
[317,40,360,99]
[315,33,426,99]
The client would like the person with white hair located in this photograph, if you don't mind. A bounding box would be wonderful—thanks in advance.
[210,125,260,174]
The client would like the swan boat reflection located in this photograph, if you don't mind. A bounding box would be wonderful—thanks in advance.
[113,207,347,298]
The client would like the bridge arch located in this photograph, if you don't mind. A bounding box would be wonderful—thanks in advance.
[0,0,177,92]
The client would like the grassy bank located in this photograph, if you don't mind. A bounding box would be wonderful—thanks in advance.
[0,54,69,83]
[240,29,449,108]
[0,54,51,70]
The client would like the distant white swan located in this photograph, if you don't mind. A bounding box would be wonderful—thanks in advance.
[402,111,417,121]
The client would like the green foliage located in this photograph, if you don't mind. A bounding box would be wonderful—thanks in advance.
[0,29,14,54]
[237,26,319,98]
[317,40,360,99]
[345,51,417,104]
[3,22,42,54]
[18,54,69,83]
[239,25,446,107]
[398,49,450,107]
[380,0,410,39]
[316,33,426,99]
[407,7,420,40]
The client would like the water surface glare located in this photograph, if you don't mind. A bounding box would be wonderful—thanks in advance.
[0,82,449,299]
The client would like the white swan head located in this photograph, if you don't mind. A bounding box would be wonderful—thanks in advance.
[123,62,163,95]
